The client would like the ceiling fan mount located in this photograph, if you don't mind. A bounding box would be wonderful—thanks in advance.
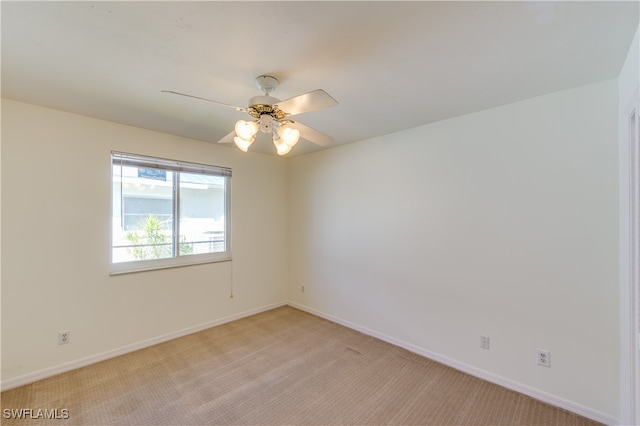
[255,74,279,94]
[246,75,286,120]
[162,74,338,155]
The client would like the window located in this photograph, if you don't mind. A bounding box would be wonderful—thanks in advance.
[111,152,231,274]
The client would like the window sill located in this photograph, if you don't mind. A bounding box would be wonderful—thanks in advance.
[110,253,232,275]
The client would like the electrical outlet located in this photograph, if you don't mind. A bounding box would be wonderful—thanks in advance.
[58,331,70,345]
[536,349,550,367]
[301,286,305,293]
[480,335,490,350]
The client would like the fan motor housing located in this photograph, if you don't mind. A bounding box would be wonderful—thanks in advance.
[248,95,286,120]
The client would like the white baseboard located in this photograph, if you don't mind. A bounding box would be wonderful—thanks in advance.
[1,300,621,425]
[1,301,287,392]
[287,301,620,426]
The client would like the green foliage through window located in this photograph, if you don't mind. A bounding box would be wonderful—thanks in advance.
[125,215,170,260]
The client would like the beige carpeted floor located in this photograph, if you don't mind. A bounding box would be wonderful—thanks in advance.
[1,306,602,425]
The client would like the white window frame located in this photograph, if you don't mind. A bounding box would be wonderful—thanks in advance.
[110,151,232,274]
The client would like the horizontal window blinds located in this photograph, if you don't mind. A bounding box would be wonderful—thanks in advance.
[111,151,231,177]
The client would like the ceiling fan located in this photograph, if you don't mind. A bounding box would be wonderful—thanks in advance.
[162,75,338,155]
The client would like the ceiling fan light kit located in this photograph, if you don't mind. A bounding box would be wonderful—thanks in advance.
[233,136,253,152]
[278,126,301,147]
[235,119,259,141]
[163,75,338,155]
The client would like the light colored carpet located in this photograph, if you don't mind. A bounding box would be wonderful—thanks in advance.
[1,306,602,425]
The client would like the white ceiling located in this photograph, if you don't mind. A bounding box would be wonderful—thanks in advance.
[2,1,638,157]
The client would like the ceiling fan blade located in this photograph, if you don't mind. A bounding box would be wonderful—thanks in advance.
[162,90,248,112]
[275,89,338,117]
[287,121,333,147]
[218,130,236,144]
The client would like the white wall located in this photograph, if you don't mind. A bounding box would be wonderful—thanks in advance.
[0,77,628,422]
[288,79,620,421]
[619,27,639,102]
[1,99,288,384]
